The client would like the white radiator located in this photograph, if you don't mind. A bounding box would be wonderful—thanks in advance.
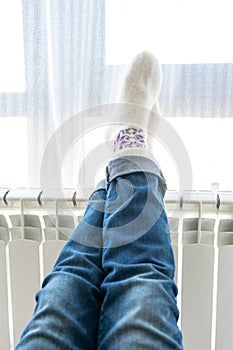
[1,188,233,350]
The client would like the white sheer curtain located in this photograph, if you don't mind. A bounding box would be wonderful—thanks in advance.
[0,0,233,190]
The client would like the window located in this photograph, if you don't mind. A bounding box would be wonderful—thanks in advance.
[0,118,28,187]
[0,0,232,191]
[159,118,233,191]
[106,0,233,65]
[0,0,25,92]
[105,0,233,191]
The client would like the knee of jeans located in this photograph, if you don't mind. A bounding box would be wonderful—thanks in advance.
[38,270,103,307]
[37,274,70,303]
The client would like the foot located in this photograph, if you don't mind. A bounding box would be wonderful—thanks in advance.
[109,51,162,157]
[120,50,161,112]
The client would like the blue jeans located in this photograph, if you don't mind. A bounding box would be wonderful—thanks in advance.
[15,156,183,350]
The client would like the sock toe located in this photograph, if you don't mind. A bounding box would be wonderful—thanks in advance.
[120,51,162,109]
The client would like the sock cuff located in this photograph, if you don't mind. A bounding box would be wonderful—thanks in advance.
[113,127,147,153]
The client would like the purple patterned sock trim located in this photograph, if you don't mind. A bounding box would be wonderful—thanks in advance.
[113,127,146,153]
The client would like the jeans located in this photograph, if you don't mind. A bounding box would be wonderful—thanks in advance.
[15,156,183,350]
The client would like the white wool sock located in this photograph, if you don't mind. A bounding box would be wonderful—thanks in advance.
[112,126,158,161]
[120,51,161,109]
[110,51,162,159]
[113,127,146,153]
[117,51,161,131]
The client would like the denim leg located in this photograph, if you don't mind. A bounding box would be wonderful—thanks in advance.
[98,156,183,350]
[15,186,107,350]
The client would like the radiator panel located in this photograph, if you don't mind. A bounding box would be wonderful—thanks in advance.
[42,240,66,278]
[181,244,215,350]
[215,246,233,350]
[0,240,10,350]
[8,240,40,345]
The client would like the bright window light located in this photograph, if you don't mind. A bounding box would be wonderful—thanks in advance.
[0,118,28,187]
[106,0,233,65]
[0,0,25,92]
[61,118,233,192]
[159,118,233,191]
